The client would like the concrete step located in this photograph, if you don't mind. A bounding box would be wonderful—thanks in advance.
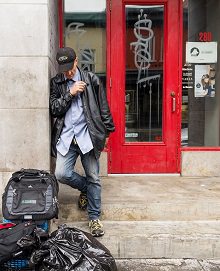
[59,200,220,221]
[58,176,220,221]
[55,176,220,261]
[115,259,220,271]
[50,220,220,259]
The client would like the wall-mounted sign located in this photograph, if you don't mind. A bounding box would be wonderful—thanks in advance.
[186,42,217,63]
[194,64,216,98]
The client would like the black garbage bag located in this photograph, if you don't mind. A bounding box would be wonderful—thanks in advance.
[31,224,117,271]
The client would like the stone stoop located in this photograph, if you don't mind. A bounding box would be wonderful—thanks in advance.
[51,220,220,259]
[115,259,220,271]
[51,175,220,269]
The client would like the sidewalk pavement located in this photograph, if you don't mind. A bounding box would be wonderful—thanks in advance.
[116,258,220,271]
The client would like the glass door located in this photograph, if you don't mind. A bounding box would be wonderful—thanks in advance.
[125,5,163,143]
[109,0,181,173]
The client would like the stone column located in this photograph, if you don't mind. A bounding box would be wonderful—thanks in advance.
[0,0,58,210]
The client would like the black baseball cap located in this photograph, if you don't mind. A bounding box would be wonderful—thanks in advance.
[56,47,76,73]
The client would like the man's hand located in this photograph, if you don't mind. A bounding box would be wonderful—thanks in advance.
[70,81,86,96]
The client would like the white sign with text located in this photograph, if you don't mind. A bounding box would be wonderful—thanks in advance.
[186,42,217,63]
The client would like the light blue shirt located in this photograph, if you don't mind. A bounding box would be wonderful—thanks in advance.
[56,69,93,156]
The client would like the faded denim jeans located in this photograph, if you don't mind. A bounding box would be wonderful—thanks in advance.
[55,143,101,221]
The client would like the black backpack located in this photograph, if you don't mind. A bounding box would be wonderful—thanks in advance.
[0,221,36,264]
[2,169,59,221]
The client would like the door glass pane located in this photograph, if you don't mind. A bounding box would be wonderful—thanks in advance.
[64,0,106,86]
[125,5,164,142]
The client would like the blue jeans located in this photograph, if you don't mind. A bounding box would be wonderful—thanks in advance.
[55,143,101,220]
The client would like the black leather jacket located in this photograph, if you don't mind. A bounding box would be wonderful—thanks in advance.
[49,68,115,159]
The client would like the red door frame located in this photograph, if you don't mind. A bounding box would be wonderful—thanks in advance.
[57,0,183,174]
[108,0,182,173]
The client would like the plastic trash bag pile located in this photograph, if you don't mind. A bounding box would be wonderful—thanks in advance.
[31,224,118,271]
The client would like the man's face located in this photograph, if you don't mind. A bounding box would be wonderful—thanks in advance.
[63,58,78,79]
[204,77,209,83]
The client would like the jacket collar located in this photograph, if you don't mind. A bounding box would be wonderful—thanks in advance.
[54,72,65,83]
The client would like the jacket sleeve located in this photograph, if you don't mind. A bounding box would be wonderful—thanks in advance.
[49,78,73,118]
[92,74,115,136]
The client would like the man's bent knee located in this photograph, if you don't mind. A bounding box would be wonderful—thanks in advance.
[55,168,70,182]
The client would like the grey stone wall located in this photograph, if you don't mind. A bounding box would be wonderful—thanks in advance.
[181,151,220,176]
[0,0,58,210]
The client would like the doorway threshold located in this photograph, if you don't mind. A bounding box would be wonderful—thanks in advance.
[108,173,181,177]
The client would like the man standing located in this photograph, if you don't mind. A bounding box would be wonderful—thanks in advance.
[50,47,115,237]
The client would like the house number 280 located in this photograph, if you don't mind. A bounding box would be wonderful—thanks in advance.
[199,32,212,42]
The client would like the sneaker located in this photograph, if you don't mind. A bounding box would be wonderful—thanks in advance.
[78,192,88,210]
[89,219,105,237]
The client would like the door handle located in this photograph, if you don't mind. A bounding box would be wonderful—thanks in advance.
[171,91,176,112]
